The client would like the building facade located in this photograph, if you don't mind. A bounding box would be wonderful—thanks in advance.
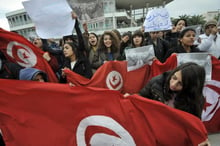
[6,0,172,38]
[202,10,219,21]
[6,9,36,38]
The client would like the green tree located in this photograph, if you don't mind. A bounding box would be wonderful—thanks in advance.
[214,13,220,22]
[171,15,190,25]
[171,14,206,26]
[189,15,206,26]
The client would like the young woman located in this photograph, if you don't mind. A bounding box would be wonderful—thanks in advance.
[98,31,120,64]
[32,37,60,73]
[60,42,93,83]
[88,32,102,73]
[130,30,145,48]
[164,27,202,60]
[139,62,206,119]
[121,30,145,60]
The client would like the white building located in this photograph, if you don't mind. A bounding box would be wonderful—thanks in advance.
[202,10,219,21]
[6,0,173,38]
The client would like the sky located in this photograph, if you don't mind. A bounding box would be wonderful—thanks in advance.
[0,0,219,31]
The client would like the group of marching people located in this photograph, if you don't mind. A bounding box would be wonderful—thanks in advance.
[0,12,220,145]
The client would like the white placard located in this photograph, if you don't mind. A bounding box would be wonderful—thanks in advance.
[177,53,212,81]
[125,45,155,71]
[144,8,172,32]
[23,0,75,39]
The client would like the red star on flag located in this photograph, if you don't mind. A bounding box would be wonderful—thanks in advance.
[112,75,117,82]
[22,52,29,59]
[203,96,212,111]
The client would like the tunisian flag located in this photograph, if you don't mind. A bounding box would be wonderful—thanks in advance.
[65,53,220,133]
[0,79,207,145]
[65,61,151,94]
[0,28,58,82]
[202,57,220,133]
[65,54,178,94]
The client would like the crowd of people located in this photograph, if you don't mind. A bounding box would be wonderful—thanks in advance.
[1,18,219,79]
[0,13,220,145]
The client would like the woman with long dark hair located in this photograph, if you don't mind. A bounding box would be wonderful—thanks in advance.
[59,42,92,83]
[139,62,206,118]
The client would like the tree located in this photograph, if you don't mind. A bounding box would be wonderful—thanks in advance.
[214,13,220,22]
[189,15,206,26]
[171,15,191,26]
[171,14,206,26]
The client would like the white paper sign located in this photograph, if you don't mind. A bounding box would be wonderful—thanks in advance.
[177,53,212,81]
[144,8,172,32]
[125,45,155,71]
[23,0,75,39]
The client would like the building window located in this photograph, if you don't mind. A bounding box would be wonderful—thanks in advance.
[20,15,23,25]
[23,15,27,22]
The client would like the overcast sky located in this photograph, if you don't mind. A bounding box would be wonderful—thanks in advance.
[0,0,219,31]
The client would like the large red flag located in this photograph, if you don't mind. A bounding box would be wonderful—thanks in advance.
[65,54,178,94]
[0,28,58,82]
[202,56,220,133]
[0,79,207,145]
[65,61,151,94]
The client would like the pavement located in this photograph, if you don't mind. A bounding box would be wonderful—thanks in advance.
[208,133,220,146]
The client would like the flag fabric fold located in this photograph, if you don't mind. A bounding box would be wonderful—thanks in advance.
[65,54,220,133]
[202,56,220,133]
[0,79,207,145]
[65,61,151,94]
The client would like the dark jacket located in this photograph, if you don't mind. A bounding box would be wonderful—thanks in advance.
[0,62,22,80]
[164,31,180,49]
[139,71,170,102]
[146,38,169,63]
[164,44,201,61]
[60,57,93,83]
[0,134,5,146]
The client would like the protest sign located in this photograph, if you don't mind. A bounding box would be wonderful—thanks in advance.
[144,8,172,32]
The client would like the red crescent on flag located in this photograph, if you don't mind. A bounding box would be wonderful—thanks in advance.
[11,44,30,64]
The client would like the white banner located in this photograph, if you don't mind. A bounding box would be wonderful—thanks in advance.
[23,0,75,39]
[125,45,155,71]
[144,8,172,32]
[177,53,212,81]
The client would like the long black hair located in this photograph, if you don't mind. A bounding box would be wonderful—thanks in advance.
[165,62,206,118]
[63,42,80,60]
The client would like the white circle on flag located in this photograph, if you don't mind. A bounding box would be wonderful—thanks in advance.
[7,41,37,67]
[202,80,220,121]
[76,115,136,146]
[106,71,123,91]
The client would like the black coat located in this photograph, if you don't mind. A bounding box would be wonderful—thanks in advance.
[139,71,170,102]
[0,62,22,79]
[146,38,170,63]
[59,57,93,83]
[164,44,201,61]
